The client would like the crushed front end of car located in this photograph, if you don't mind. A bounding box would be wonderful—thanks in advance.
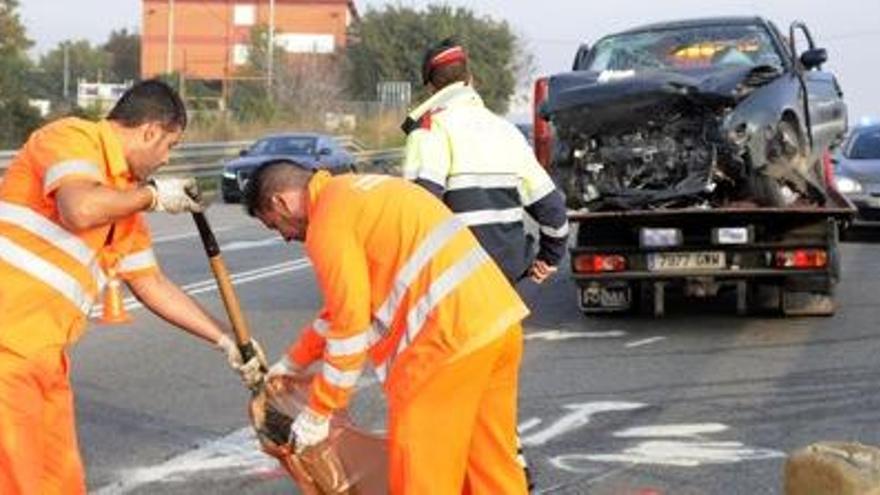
[542,21,836,212]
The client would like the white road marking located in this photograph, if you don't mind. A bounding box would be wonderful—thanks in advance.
[625,336,667,348]
[92,428,276,495]
[549,421,783,471]
[94,376,383,494]
[220,238,283,252]
[518,417,542,433]
[570,440,784,467]
[525,330,627,341]
[90,258,311,317]
[152,226,237,244]
[614,423,728,438]
[521,402,647,447]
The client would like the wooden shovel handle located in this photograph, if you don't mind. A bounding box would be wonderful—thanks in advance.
[192,212,257,363]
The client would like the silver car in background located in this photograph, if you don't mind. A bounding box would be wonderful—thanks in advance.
[834,124,880,223]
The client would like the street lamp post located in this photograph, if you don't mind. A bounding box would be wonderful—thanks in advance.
[62,41,70,102]
[268,0,275,89]
[166,0,175,74]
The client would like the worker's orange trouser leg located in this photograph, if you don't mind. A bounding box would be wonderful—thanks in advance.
[387,324,528,495]
[0,346,85,495]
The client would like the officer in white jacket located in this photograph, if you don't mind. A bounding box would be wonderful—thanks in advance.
[401,38,569,285]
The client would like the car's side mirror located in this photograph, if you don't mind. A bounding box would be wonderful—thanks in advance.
[800,48,827,69]
[318,147,333,156]
[239,149,249,157]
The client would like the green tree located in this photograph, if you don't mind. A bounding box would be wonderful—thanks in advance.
[33,39,112,103]
[103,28,140,82]
[0,0,42,148]
[345,5,530,113]
[225,25,278,123]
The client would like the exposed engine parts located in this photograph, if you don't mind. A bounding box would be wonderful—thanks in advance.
[568,114,741,210]
[544,64,838,211]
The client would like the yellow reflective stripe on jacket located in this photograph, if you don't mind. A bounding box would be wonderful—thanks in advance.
[0,200,107,291]
[321,362,362,388]
[312,317,330,336]
[372,215,466,334]
[117,248,158,273]
[0,236,94,314]
[0,200,97,266]
[325,327,380,358]
[43,160,104,191]
[446,173,520,191]
[455,207,523,227]
[388,246,490,371]
[540,222,571,239]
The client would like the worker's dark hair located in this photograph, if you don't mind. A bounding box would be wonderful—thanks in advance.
[243,159,314,217]
[421,37,470,88]
[107,79,187,131]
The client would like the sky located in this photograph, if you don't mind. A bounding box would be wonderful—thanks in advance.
[17,0,880,121]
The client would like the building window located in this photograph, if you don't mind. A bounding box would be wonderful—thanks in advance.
[233,44,250,66]
[233,4,256,26]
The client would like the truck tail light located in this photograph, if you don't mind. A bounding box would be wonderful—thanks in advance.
[574,254,627,273]
[774,249,828,269]
[823,150,835,190]
[533,77,553,169]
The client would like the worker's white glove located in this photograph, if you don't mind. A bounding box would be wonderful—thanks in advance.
[267,355,303,379]
[216,334,268,389]
[289,407,330,453]
[146,177,204,214]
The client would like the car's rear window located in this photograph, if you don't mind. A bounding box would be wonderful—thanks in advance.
[849,130,880,159]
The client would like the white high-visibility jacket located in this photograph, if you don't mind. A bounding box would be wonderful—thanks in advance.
[402,82,569,282]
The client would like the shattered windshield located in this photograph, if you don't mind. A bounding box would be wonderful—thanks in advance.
[586,24,784,72]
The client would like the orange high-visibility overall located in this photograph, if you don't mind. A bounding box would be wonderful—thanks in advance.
[0,118,158,494]
[285,171,530,494]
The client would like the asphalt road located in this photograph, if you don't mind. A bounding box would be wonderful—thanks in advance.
[73,204,880,495]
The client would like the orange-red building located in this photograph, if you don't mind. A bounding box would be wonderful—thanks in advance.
[142,0,358,80]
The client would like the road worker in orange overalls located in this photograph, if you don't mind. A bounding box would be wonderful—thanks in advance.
[402,39,572,490]
[243,161,531,494]
[0,80,266,495]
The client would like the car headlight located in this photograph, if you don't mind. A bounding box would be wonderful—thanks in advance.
[835,176,863,194]
[222,170,236,180]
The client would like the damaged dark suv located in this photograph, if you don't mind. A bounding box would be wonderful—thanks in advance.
[542,16,847,211]
[533,17,854,317]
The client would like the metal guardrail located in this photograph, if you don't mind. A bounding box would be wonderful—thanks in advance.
[0,150,15,169]
[157,147,404,179]
[0,136,400,178]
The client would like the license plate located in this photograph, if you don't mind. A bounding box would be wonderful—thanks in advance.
[581,284,631,309]
[647,251,726,271]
